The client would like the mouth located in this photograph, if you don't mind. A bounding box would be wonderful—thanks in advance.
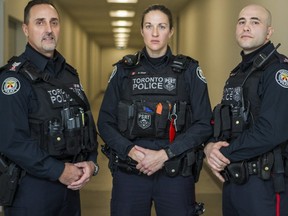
[42,34,55,42]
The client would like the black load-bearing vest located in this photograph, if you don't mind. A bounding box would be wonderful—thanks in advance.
[6,57,97,159]
[117,54,197,140]
[213,49,286,141]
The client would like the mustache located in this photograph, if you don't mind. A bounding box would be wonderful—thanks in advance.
[42,32,55,41]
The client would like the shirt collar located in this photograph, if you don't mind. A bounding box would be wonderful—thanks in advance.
[24,43,65,75]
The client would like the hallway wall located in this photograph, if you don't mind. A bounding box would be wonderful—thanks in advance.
[177,0,288,107]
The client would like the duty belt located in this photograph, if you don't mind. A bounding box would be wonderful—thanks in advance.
[221,152,274,185]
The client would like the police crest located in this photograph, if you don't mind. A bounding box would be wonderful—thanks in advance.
[1,77,21,95]
[137,112,151,129]
[164,77,176,91]
[275,69,288,88]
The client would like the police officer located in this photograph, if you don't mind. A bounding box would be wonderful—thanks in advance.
[204,4,288,216]
[98,4,212,216]
[0,1,98,215]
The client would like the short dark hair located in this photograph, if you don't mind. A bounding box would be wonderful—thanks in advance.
[141,4,173,30]
[24,0,58,24]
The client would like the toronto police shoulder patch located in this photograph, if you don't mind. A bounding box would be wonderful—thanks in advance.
[108,66,118,83]
[275,69,288,88]
[1,77,21,95]
[196,67,207,83]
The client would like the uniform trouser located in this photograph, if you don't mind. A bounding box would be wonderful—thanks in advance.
[110,169,196,216]
[4,174,81,216]
[222,175,288,216]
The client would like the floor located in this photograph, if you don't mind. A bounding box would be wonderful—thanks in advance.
[0,96,223,216]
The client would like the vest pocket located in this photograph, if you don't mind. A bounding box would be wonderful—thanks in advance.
[64,128,82,155]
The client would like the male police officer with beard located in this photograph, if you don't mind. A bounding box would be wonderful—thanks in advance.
[204,4,288,216]
[0,1,98,215]
[98,4,212,216]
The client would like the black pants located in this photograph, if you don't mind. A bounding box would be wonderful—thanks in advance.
[222,175,288,216]
[4,174,81,216]
[110,170,196,216]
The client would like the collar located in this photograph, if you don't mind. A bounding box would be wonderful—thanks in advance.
[141,46,172,69]
[239,42,273,71]
[23,43,65,75]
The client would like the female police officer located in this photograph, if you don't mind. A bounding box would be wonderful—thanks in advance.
[98,4,212,216]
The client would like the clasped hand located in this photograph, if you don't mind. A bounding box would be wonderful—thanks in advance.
[128,145,169,176]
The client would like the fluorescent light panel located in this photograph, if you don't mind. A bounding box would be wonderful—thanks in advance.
[111,20,133,27]
[109,10,135,17]
[113,28,131,33]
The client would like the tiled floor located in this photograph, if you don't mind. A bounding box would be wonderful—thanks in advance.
[0,96,223,216]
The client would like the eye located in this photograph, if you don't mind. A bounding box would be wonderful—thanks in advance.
[36,20,44,25]
[158,24,167,30]
[145,24,152,30]
[51,20,59,27]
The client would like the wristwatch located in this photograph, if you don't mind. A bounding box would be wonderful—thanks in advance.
[92,162,99,176]
[164,148,176,159]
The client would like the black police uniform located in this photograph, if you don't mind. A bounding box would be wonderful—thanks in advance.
[0,44,98,216]
[98,47,212,216]
[213,42,288,216]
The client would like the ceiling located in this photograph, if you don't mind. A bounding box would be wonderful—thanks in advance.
[53,0,190,49]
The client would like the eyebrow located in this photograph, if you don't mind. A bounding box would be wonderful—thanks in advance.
[238,17,261,22]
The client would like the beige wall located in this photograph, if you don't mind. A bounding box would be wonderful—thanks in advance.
[177,0,288,107]
[3,0,101,101]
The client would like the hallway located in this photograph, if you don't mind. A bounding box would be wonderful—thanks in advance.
[79,97,222,216]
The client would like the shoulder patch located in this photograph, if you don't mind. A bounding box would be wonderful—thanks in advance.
[108,66,117,83]
[196,67,207,83]
[1,77,21,95]
[275,69,288,88]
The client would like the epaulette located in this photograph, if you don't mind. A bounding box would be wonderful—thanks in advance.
[65,63,78,76]
[3,56,27,73]
[171,54,198,73]
[113,51,142,67]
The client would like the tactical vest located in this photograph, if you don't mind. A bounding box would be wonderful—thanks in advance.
[117,54,195,140]
[213,52,282,141]
[6,57,97,160]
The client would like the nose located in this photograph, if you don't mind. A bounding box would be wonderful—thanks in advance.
[46,23,53,33]
[243,23,250,32]
[152,26,159,37]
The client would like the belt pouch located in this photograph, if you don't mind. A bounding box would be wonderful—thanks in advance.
[164,157,182,177]
[226,161,248,185]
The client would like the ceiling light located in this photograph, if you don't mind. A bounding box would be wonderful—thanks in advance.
[107,0,137,3]
[111,20,133,27]
[113,28,131,33]
[109,10,135,17]
[114,38,128,42]
[114,33,130,38]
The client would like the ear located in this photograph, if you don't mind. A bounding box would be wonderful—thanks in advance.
[140,28,144,37]
[266,26,274,40]
[22,23,29,37]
